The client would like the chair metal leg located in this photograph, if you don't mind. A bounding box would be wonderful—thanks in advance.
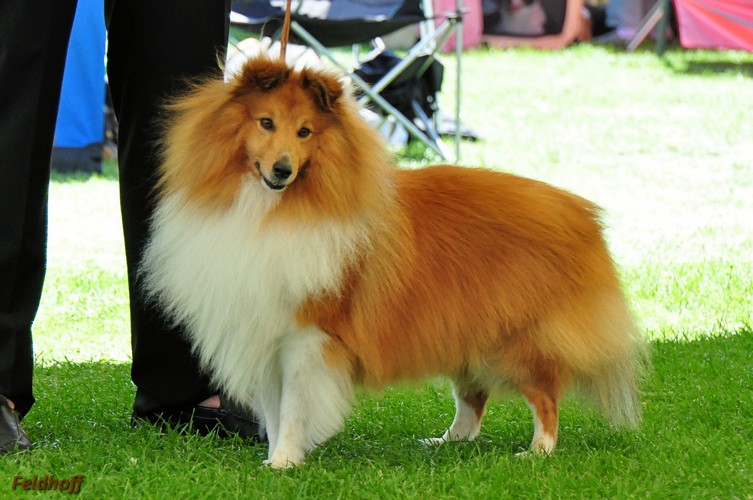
[454,0,463,162]
[627,0,671,52]
[656,0,671,55]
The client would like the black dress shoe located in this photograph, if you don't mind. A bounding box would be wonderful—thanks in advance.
[0,395,31,454]
[131,395,265,442]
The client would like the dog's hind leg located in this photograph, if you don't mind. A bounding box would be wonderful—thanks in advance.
[422,377,489,445]
[518,380,561,456]
[264,328,354,469]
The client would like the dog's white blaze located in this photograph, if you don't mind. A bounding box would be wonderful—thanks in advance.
[142,177,367,460]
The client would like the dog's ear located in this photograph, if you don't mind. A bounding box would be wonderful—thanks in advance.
[235,58,289,94]
[301,70,344,112]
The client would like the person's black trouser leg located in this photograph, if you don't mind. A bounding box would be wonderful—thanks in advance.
[105,0,231,415]
[1,0,232,421]
[0,0,78,419]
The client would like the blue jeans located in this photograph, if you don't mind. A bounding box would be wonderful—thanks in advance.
[606,0,653,32]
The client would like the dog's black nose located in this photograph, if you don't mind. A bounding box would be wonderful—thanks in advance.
[272,161,292,181]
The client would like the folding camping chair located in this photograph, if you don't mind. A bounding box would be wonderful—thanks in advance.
[230,0,466,161]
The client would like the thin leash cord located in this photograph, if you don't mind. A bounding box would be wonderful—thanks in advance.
[280,0,293,60]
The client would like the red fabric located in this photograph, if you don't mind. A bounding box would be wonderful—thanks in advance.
[433,0,483,51]
[674,0,753,51]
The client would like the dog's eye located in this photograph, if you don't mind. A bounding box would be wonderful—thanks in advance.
[298,127,311,138]
[260,118,274,130]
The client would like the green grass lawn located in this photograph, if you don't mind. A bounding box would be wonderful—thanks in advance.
[3,44,752,498]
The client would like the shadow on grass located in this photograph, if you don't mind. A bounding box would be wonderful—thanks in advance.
[644,324,753,428]
[50,159,119,183]
[667,59,753,78]
[28,361,134,437]
[661,51,753,79]
[21,326,752,467]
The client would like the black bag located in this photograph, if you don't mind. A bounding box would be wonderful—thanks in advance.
[354,51,444,123]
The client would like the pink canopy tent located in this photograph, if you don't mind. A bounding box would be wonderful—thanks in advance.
[674,0,753,51]
[628,0,753,53]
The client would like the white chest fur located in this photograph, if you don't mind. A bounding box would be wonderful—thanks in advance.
[142,181,367,402]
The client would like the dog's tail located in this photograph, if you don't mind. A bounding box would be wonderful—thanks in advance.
[577,339,646,429]
[581,294,647,429]
[540,290,648,428]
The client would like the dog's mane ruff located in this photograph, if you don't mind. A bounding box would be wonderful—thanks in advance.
[157,75,255,210]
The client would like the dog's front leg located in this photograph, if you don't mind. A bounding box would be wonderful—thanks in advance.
[254,372,282,456]
[264,328,354,469]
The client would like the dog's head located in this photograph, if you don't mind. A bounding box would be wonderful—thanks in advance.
[230,57,345,193]
[159,55,390,218]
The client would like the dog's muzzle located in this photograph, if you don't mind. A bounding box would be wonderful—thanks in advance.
[256,160,293,191]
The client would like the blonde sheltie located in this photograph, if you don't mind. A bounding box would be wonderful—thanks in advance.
[143,56,646,468]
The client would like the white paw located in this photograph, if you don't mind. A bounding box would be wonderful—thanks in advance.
[419,436,448,447]
[515,439,555,458]
[263,448,305,469]
[420,429,454,446]
[262,457,300,469]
